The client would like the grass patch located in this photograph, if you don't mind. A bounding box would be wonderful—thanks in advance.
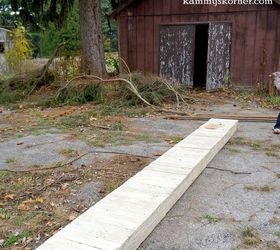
[0,86,25,105]
[259,185,272,192]
[265,96,280,108]
[103,180,121,194]
[235,91,280,109]
[0,170,14,177]
[250,142,261,150]
[228,148,241,153]
[269,217,280,225]
[275,231,280,238]
[266,150,278,158]
[245,185,257,191]
[85,130,161,148]
[1,231,31,248]
[111,121,125,131]
[52,161,64,168]
[229,137,262,150]
[0,208,11,219]
[241,227,260,246]
[56,112,92,129]
[5,158,17,164]
[205,214,221,223]
[58,148,79,157]
[245,185,272,192]
[229,137,244,145]
[167,135,184,144]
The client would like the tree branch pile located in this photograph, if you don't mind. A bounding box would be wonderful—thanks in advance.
[0,43,65,94]
[56,59,196,115]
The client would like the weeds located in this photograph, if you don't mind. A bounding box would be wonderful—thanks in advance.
[229,137,262,150]
[244,185,272,192]
[245,185,257,191]
[57,112,92,128]
[265,96,280,108]
[259,185,272,192]
[228,148,241,153]
[0,85,29,104]
[1,231,31,248]
[266,150,279,158]
[111,121,125,131]
[275,231,280,238]
[58,148,79,157]
[241,227,260,246]
[166,135,184,144]
[5,158,17,164]
[250,142,261,150]
[235,91,280,108]
[85,131,160,148]
[0,170,14,177]
[270,217,280,224]
[205,214,221,223]
[104,179,121,194]
[0,208,11,219]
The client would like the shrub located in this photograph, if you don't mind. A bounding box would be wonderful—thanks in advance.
[4,27,31,74]
[117,73,185,106]
[105,52,119,75]
[55,83,103,106]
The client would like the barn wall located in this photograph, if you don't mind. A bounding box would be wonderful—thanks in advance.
[117,1,280,88]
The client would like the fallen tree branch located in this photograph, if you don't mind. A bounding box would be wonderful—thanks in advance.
[64,150,155,166]
[27,42,65,97]
[1,150,155,173]
[56,75,192,116]
[0,43,65,94]
[206,166,252,175]
[91,124,111,130]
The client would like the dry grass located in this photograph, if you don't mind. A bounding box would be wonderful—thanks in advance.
[58,148,79,157]
[0,154,150,249]
[241,227,260,246]
[244,185,273,192]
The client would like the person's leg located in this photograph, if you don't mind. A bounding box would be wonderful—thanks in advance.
[273,113,280,134]
[274,113,280,129]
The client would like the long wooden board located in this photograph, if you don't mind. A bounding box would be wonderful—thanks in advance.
[37,119,238,250]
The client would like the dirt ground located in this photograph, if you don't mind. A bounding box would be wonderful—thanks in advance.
[0,92,279,249]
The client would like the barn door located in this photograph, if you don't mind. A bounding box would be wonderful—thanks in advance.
[160,25,195,87]
[206,23,232,91]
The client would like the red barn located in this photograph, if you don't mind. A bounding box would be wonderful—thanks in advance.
[111,0,280,91]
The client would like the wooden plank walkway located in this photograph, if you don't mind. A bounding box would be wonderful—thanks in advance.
[37,119,238,250]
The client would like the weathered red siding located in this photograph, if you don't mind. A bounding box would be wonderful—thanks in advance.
[116,0,280,88]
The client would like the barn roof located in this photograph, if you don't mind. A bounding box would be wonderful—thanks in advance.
[110,0,136,18]
[0,27,11,32]
[110,0,280,18]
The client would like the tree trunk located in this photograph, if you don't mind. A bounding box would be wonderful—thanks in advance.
[79,0,107,76]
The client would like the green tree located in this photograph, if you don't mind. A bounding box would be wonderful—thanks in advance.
[40,0,117,57]
[40,1,80,57]
[0,0,17,27]
[4,26,31,73]
[7,0,120,76]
